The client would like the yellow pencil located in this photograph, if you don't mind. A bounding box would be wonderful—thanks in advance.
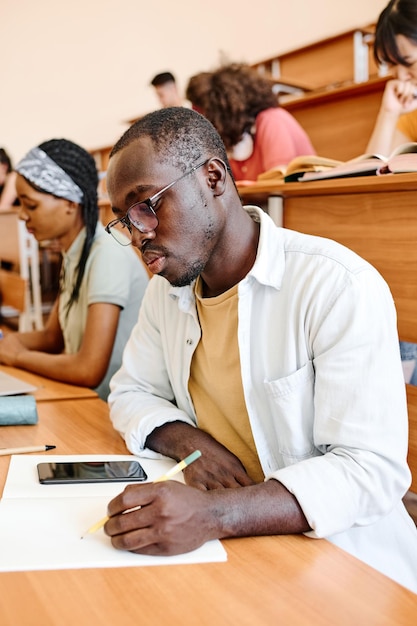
[0,445,56,457]
[81,450,202,538]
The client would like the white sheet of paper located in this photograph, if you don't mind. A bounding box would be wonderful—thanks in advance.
[0,454,227,572]
[3,454,182,499]
[0,370,37,396]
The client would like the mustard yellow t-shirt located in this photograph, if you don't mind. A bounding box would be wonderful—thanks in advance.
[188,278,264,483]
[396,110,417,141]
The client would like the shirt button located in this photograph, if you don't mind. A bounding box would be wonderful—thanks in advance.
[186,339,193,345]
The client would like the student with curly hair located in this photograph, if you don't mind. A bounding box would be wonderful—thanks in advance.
[186,63,315,181]
[0,138,148,399]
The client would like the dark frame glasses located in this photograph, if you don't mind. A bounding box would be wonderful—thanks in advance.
[105,159,209,245]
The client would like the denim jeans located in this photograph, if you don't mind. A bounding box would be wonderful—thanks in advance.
[400,341,417,385]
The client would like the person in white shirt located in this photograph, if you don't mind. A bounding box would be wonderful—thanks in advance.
[104,107,417,593]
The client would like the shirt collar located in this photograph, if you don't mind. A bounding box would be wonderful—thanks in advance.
[168,205,284,305]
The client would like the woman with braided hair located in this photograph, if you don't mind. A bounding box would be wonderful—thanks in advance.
[0,138,148,399]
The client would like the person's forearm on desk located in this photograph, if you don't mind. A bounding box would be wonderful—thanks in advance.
[366,79,417,155]
[366,108,404,155]
[105,470,310,556]
[0,302,121,387]
[1,301,64,354]
[0,300,65,363]
[146,421,256,489]
[104,421,310,556]
[0,345,105,387]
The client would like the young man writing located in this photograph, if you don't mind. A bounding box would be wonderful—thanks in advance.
[104,107,417,593]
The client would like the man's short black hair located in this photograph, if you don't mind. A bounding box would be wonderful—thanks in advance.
[110,107,233,180]
[151,72,176,87]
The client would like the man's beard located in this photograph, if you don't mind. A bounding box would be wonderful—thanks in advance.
[169,259,206,288]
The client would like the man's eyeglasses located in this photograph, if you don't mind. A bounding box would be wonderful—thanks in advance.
[105,159,209,246]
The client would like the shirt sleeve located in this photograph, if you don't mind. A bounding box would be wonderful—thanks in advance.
[255,108,316,171]
[108,278,197,457]
[269,266,411,538]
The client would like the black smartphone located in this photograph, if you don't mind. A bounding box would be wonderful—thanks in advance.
[37,460,148,484]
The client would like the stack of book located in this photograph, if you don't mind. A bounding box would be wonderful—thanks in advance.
[253,142,417,184]
[299,142,417,182]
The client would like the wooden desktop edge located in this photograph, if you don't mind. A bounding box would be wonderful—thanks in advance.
[237,171,417,200]
[0,364,98,402]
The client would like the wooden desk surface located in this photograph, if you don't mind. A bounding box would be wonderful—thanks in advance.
[237,171,417,201]
[0,365,98,402]
[0,398,416,624]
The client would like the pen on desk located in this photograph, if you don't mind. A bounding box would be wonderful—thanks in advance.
[0,444,56,457]
[81,449,202,539]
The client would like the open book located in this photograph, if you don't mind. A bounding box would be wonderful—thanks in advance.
[257,154,343,183]
[299,142,417,182]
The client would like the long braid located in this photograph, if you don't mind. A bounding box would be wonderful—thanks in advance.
[39,139,98,312]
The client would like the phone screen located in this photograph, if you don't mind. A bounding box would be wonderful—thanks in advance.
[37,460,148,484]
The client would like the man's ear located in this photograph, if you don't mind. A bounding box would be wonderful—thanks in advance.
[207,158,228,197]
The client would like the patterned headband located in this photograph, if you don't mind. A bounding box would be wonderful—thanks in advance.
[15,146,83,204]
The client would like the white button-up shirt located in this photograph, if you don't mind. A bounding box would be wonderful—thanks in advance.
[109,206,417,592]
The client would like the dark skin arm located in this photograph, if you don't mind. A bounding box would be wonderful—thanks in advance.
[146,421,256,489]
[104,422,310,555]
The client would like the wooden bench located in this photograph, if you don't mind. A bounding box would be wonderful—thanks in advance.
[252,24,379,91]
[249,23,391,161]
[282,76,390,160]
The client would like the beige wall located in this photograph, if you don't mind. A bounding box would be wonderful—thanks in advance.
[1,0,387,163]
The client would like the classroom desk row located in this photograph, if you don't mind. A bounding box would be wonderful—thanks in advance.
[0,368,416,623]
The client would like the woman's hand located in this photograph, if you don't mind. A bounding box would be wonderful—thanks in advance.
[0,333,27,366]
[381,79,417,114]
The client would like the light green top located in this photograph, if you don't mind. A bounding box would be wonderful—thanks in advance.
[58,221,148,399]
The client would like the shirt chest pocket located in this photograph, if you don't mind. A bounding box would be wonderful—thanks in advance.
[263,361,316,464]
